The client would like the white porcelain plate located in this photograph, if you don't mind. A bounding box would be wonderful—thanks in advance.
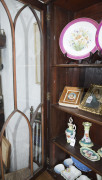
[59,18,98,60]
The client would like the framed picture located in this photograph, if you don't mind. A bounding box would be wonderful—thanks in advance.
[79,84,102,115]
[58,86,83,108]
[2,136,11,169]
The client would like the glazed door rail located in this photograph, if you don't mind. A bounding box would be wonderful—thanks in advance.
[0,0,44,179]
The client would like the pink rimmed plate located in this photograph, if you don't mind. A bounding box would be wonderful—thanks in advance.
[96,21,102,50]
[59,18,98,60]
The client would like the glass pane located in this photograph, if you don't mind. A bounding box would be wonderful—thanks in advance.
[0,0,43,178]
[0,1,14,118]
[15,4,42,173]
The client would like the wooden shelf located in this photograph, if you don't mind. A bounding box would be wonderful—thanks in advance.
[47,167,97,180]
[52,104,102,125]
[52,64,102,68]
[52,134,102,176]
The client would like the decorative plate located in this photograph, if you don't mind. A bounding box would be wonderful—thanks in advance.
[96,21,102,50]
[71,156,91,172]
[80,147,100,161]
[59,18,98,60]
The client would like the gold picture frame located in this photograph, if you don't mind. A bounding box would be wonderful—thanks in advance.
[79,84,102,115]
[58,86,83,108]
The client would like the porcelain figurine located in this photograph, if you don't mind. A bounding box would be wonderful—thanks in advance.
[97,147,102,157]
[65,117,76,144]
[79,122,93,147]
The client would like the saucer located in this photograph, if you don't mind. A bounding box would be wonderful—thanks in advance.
[54,164,65,174]
[63,158,73,167]
[76,175,91,180]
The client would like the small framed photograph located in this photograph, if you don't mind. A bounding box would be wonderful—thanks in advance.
[58,86,83,108]
[79,84,102,115]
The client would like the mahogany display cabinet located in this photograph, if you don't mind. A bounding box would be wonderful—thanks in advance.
[0,0,102,179]
[45,1,102,180]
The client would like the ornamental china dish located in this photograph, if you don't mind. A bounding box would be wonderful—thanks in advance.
[59,18,98,60]
[80,147,100,161]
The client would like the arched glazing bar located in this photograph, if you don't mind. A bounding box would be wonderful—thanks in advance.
[0,109,33,180]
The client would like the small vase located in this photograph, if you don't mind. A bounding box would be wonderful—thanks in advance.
[79,122,93,147]
[65,117,76,143]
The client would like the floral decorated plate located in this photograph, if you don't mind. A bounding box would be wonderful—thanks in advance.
[96,21,102,50]
[59,18,98,60]
[80,147,100,161]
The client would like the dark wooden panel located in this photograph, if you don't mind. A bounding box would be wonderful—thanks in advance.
[74,2,102,22]
[49,142,67,166]
[53,6,74,65]
[83,68,102,88]
[54,0,101,12]
[50,106,68,138]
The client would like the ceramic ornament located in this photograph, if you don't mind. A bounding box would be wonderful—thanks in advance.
[65,117,76,146]
[97,147,102,157]
[79,122,93,147]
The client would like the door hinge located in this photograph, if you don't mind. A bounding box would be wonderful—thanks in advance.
[47,92,51,101]
[46,157,50,165]
[46,12,51,21]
